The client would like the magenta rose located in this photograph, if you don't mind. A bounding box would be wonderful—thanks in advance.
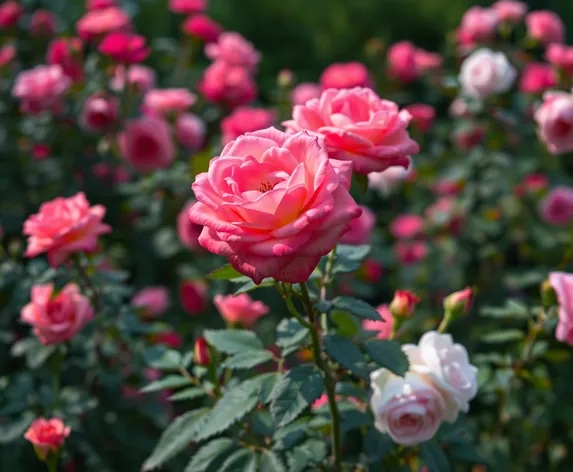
[519,63,556,94]
[540,187,573,226]
[546,44,573,76]
[221,107,276,144]
[98,32,150,64]
[80,92,118,132]
[526,11,565,45]
[132,286,170,319]
[182,14,222,43]
[175,113,205,150]
[189,127,362,284]
[214,293,270,327]
[534,92,573,155]
[549,272,573,345]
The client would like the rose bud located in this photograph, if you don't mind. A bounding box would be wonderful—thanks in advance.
[194,337,211,366]
[24,418,71,460]
[443,287,473,318]
[390,290,420,319]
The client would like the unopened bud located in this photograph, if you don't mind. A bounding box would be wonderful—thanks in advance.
[389,290,419,319]
[443,287,473,318]
[194,337,211,366]
[541,279,557,308]
[277,69,294,88]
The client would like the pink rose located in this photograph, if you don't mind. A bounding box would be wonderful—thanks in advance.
[175,113,205,150]
[0,1,22,29]
[291,83,321,106]
[46,37,84,82]
[546,44,573,76]
[221,107,276,144]
[189,127,362,284]
[177,202,203,249]
[283,87,419,174]
[142,88,196,116]
[214,293,269,327]
[98,32,150,63]
[169,0,205,14]
[390,214,424,239]
[12,65,71,114]
[526,11,565,45]
[458,7,499,45]
[549,272,573,345]
[21,283,94,344]
[459,48,516,100]
[363,304,393,340]
[118,117,175,172]
[320,62,371,90]
[87,0,117,9]
[522,173,549,194]
[76,7,131,42]
[24,418,70,459]
[179,280,207,315]
[368,162,414,196]
[387,41,418,83]
[414,49,443,74]
[540,186,573,225]
[198,61,257,107]
[23,192,111,266]
[110,64,156,93]
[519,63,556,94]
[340,205,375,245]
[132,286,170,319]
[80,93,118,132]
[0,44,15,68]
[205,32,260,71]
[152,331,183,348]
[395,241,428,265]
[404,104,435,132]
[493,0,527,23]
[535,92,573,155]
[29,10,56,36]
[182,14,222,43]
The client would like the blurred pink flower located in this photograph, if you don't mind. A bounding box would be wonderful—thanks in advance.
[214,293,269,328]
[80,92,118,132]
[493,0,527,23]
[177,201,203,249]
[47,37,84,82]
[0,1,22,29]
[182,14,222,43]
[169,0,206,14]
[459,48,516,99]
[534,91,573,155]
[414,49,443,74]
[540,186,573,225]
[32,144,51,161]
[426,196,463,234]
[453,125,485,150]
[549,272,573,345]
[76,6,131,42]
[175,113,205,150]
[526,11,565,44]
[152,331,183,348]
[368,162,414,196]
[404,104,435,132]
[87,0,117,9]
[198,60,257,107]
[291,83,321,105]
[519,63,556,94]
[132,287,170,319]
[546,44,573,76]
[0,44,15,68]
[98,32,150,63]
[390,214,424,239]
[179,280,207,315]
[522,173,549,194]
[221,107,275,144]
[205,32,260,71]
[110,64,156,92]
[142,88,196,116]
[341,205,376,245]
[387,41,418,83]
[24,418,70,460]
[12,65,71,114]
[363,305,394,340]
[458,6,499,45]
[395,241,428,265]
[29,10,56,36]
[361,258,383,282]
[320,62,371,90]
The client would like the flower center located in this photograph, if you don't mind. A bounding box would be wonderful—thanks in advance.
[258,180,274,193]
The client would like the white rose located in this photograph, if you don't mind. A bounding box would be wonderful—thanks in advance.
[403,331,478,417]
[370,369,445,446]
[368,160,414,196]
[459,48,516,99]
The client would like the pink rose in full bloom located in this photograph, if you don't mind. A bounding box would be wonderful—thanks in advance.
[47,37,84,82]
[21,283,94,344]
[526,11,565,45]
[23,192,111,266]
[283,87,419,174]
[12,65,71,114]
[214,293,269,327]
[118,117,175,172]
[24,418,70,459]
[132,286,170,319]
[205,32,260,71]
[182,14,222,43]
[395,241,428,265]
[221,107,276,144]
[404,104,435,132]
[546,44,573,76]
[387,41,418,83]
[540,186,573,225]
[457,6,499,46]
[169,0,205,14]
[179,280,207,315]
[198,61,257,107]
[291,83,321,106]
[142,88,196,116]
[177,202,203,249]
[175,113,205,150]
[110,64,156,93]
[76,7,131,42]
[519,63,556,94]
[87,0,117,9]
[340,205,375,245]
[29,10,56,36]
[534,92,573,155]
[0,44,15,68]
[493,1,527,23]
[363,304,393,340]
[390,214,424,239]
[189,127,362,284]
[98,32,150,63]
[80,93,118,132]
[0,1,22,29]
[320,62,371,90]
[549,272,573,345]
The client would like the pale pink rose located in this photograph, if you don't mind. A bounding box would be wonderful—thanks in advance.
[177,202,203,249]
[458,7,499,45]
[370,370,445,446]
[175,113,205,150]
[132,287,170,319]
[118,117,175,172]
[0,0,22,29]
[526,11,565,45]
[368,161,414,196]
[390,214,424,239]
[142,88,196,116]
[283,87,419,175]
[182,14,222,43]
[414,49,443,74]
[549,272,573,345]
[110,64,156,93]
[404,104,435,132]
[23,192,111,266]
[221,107,275,144]
[21,283,94,344]
[205,32,260,71]
[169,0,205,14]
[395,241,428,265]
[387,41,418,83]
[29,10,56,36]
[179,280,207,315]
[189,127,362,284]
[519,63,556,94]
[198,60,257,107]
[449,98,470,118]
[0,44,15,68]
[493,0,527,23]
[340,205,375,245]
[80,93,118,132]
[546,44,573,76]
[320,62,371,90]
[459,48,516,100]
[46,37,84,83]
[214,293,269,327]
[540,186,573,225]
[76,7,131,42]
[12,65,71,114]
[24,418,70,460]
[363,304,393,340]
[534,92,573,155]
[291,83,321,106]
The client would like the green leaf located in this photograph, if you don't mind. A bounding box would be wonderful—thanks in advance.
[270,365,324,427]
[260,450,286,472]
[323,334,371,380]
[449,443,484,464]
[287,439,327,472]
[331,310,359,337]
[207,264,244,281]
[223,350,274,369]
[481,329,524,344]
[141,375,191,393]
[204,329,264,354]
[363,428,394,463]
[420,441,451,472]
[232,277,275,295]
[26,343,56,369]
[143,408,210,471]
[353,172,369,193]
[0,412,34,444]
[220,448,255,471]
[480,299,529,320]
[364,340,409,376]
[145,348,183,370]
[10,337,37,357]
[333,244,371,274]
[332,297,381,321]
[341,409,371,432]
[168,387,207,402]
[260,372,281,405]
[276,318,310,356]
[272,422,308,450]
[184,438,235,472]
[195,376,268,441]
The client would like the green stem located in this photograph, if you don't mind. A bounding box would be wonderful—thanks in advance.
[72,255,100,313]
[320,247,337,301]
[50,347,65,413]
[46,453,58,472]
[437,313,453,334]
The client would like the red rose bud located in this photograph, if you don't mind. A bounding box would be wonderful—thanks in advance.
[443,287,472,317]
[389,290,420,319]
[24,418,70,460]
[194,337,210,366]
